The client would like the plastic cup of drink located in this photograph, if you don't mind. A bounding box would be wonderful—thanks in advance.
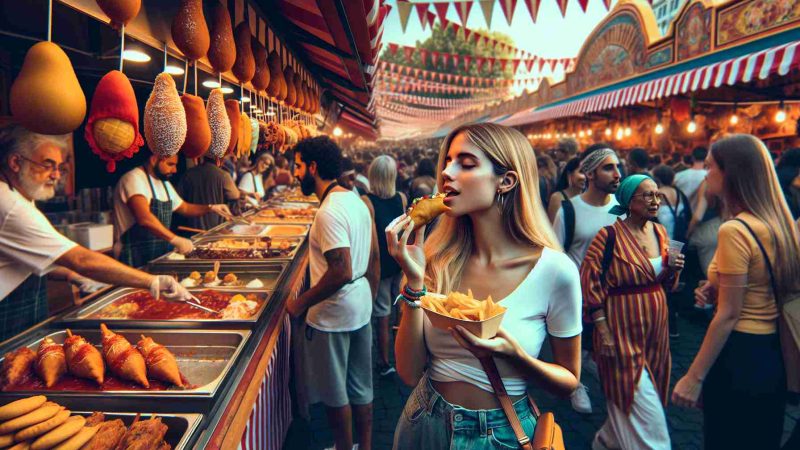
[668,240,684,265]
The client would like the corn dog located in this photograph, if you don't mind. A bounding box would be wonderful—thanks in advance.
[30,416,84,450]
[14,410,70,442]
[0,403,60,435]
[0,397,47,422]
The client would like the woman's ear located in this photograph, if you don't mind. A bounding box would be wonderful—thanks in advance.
[498,170,519,194]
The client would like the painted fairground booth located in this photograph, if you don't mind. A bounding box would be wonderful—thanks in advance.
[442,0,800,153]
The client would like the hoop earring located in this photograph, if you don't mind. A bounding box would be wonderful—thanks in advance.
[495,190,507,210]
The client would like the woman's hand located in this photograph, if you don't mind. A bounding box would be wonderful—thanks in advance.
[597,326,616,358]
[672,374,703,408]
[450,326,520,360]
[385,214,427,288]
[694,280,716,309]
[668,253,685,272]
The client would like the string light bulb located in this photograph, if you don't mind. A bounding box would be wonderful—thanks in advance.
[730,102,739,125]
[775,100,787,123]
[615,128,624,141]
[333,127,343,137]
[578,130,585,138]
[605,127,612,137]
[624,126,632,137]
[687,116,697,133]
[587,129,593,136]
[655,123,664,134]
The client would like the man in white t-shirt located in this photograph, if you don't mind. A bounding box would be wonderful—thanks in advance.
[552,144,622,414]
[674,146,708,205]
[113,152,232,267]
[0,124,190,341]
[287,137,379,450]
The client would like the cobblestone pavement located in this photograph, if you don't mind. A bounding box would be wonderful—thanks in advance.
[285,309,799,449]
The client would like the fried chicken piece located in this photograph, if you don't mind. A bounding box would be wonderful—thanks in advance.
[156,442,171,450]
[1,347,36,388]
[117,418,168,450]
[84,412,105,427]
[79,418,125,450]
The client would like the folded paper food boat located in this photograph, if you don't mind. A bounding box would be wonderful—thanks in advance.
[419,293,506,339]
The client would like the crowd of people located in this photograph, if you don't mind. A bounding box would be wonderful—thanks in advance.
[287,125,799,450]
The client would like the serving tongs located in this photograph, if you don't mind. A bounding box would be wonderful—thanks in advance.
[185,294,221,316]
[231,215,256,226]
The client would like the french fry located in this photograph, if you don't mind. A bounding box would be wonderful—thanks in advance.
[420,291,506,322]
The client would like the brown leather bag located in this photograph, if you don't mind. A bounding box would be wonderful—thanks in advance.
[479,357,566,450]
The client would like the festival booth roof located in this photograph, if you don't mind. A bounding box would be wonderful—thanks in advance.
[262,0,387,137]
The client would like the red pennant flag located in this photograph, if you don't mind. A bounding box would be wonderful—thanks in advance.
[487,57,496,72]
[538,58,547,72]
[389,62,396,72]
[455,1,473,26]
[499,0,517,25]
[434,3,449,26]
[388,43,399,56]
[500,59,509,71]
[473,31,482,45]
[452,53,460,67]
[523,0,541,23]
[419,48,429,66]
[431,51,439,67]
[512,58,522,73]
[426,11,436,29]
[476,57,485,72]
[451,23,461,37]
[463,54,472,72]
[442,52,450,68]
[415,3,429,29]
[525,57,535,72]
[556,0,568,17]
[578,0,590,12]
[403,45,414,63]
[407,66,414,76]
[482,35,491,47]
[463,27,472,41]
[560,58,570,70]
[447,74,453,83]
[603,0,613,10]
[549,59,557,72]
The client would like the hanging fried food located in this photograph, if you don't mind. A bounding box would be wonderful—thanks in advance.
[1,347,36,388]
[265,51,285,101]
[136,336,183,387]
[179,94,212,159]
[63,330,104,385]
[206,89,231,159]
[408,193,450,231]
[35,337,66,388]
[99,325,148,388]
[207,2,235,73]
[95,0,140,29]
[224,100,240,156]
[144,73,187,158]
[171,0,210,61]
[79,418,125,450]
[231,22,255,84]
[117,417,168,450]
[251,38,269,92]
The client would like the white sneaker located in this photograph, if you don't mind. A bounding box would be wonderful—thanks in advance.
[570,383,592,414]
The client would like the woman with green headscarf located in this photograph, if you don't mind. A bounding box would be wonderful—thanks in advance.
[580,174,685,449]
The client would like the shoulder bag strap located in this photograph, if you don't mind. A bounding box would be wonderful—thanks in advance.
[733,218,781,305]
[600,225,617,288]
[478,357,534,450]
[562,199,575,251]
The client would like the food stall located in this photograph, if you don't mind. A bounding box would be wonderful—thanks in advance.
[0,0,383,448]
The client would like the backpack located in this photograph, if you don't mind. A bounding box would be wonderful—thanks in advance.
[665,187,692,242]
[562,198,576,251]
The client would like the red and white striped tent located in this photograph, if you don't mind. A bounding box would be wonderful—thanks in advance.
[502,40,800,127]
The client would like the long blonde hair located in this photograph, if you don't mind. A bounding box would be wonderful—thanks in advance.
[368,155,397,199]
[711,134,800,296]
[424,123,560,293]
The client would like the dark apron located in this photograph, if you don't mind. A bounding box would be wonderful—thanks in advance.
[119,168,174,268]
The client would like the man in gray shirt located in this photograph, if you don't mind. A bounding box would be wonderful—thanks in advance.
[178,155,240,230]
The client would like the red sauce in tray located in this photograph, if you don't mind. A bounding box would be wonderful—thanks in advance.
[4,370,193,392]
[89,290,262,320]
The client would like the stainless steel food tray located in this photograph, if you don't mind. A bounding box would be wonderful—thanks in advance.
[0,329,249,411]
[59,287,271,329]
[146,261,286,291]
[151,235,304,264]
[67,412,202,449]
[205,222,310,238]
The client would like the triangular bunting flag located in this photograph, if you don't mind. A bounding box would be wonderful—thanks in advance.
[413,67,420,77]
[523,0,541,23]
[463,27,472,41]
[499,0,517,25]
[431,51,439,67]
[473,31,482,45]
[578,0,590,13]
[434,3,449,26]
[419,48,429,66]
[388,43,399,56]
[487,57,496,72]
[479,0,494,28]
[442,52,450,69]
[426,11,437,30]
[603,0,613,10]
[452,53,460,67]
[463,55,472,72]
[415,3,429,30]
[512,58,522,73]
[476,57,485,72]
[549,59,557,72]
[397,0,413,33]
[500,59,509,71]
[403,45,414,63]
[525,57,535,72]
[538,58,547,72]
[556,0,569,17]
[451,23,461,37]
[447,74,453,83]
[456,1,474,26]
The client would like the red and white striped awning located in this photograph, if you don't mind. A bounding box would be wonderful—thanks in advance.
[502,40,800,127]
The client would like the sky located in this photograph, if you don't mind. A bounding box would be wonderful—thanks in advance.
[382,0,624,60]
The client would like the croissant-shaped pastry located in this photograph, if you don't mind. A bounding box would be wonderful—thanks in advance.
[1,347,36,388]
[408,193,450,231]
[100,324,148,388]
[137,335,183,387]
[64,329,105,385]
[35,337,66,388]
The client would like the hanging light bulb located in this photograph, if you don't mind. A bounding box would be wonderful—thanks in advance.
[687,116,697,134]
[578,130,585,138]
[775,100,787,123]
[655,123,664,134]
[624,126,632,137]
[333,127,343,137]
[615,128,624,141]
[241,96,251,103]
[605,127,612,137]
[587,129,593,136]
[730,102,739,125]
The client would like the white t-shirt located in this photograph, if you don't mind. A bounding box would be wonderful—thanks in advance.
[674,168,707,204]
[553,195,619,267]
[113,167,184,241]
[0,181,77,299]
[425,248,582,395]
[238,171,264,197]
[306,190,373,332]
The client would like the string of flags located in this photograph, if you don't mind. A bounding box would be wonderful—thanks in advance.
[378,60,569,86]
[386,43,574,74]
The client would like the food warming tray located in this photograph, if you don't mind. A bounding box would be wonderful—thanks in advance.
[58,287,271,329]
[67,412,202,450]
[151,235,304,264]
[145,261,287,291]
[0,329,249,412]
[207,222,309,238]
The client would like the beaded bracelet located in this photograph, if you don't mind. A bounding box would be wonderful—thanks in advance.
[394,293,420,309]
[403,284,427,298]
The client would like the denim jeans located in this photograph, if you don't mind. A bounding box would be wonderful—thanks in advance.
[393,374,537,449]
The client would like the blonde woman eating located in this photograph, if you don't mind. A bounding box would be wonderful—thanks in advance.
[386,123,582,449]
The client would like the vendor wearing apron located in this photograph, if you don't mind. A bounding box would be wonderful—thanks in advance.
[113,152,232,268]
[0,124,191,342]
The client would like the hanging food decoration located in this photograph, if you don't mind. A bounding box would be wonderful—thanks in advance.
[171,0,210,61]
[206,88,230,158]
[266,51,286,101]
[260,121,284,149]
[207,1,236,73]
[84,70,144,172]
[293,73,305,111]
[300,82,311,112]
[232,22,255,83]
[224,99,240,156]
[144,73,187,157]
[249,117,259,154]
[10,42,86,135]
[283,66,297,107]
[179,94,212,159]
[96,0,141,29]
[251,38,269,91]
[237,113,252,158]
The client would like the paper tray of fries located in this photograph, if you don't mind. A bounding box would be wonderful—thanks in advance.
[418,291,506,339]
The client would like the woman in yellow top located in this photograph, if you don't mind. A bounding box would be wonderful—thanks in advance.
[672,134,800,450]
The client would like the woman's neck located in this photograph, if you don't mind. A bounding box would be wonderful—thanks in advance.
[469,208,520,265]
[623,213,649,231]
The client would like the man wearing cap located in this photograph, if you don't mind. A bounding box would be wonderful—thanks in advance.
[552,143,622,415]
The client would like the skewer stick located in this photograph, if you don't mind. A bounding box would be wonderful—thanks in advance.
[47,0,53,42]
[119,24,125,72]
[194,63,198,96]
[182,59,189,94]
[163,43,167,72]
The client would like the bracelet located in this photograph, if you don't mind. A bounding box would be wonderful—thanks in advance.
[402,284,427,298]
[593,316,607,323]
[394,293,420,309]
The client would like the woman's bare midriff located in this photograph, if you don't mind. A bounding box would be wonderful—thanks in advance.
[431,379,526,410]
